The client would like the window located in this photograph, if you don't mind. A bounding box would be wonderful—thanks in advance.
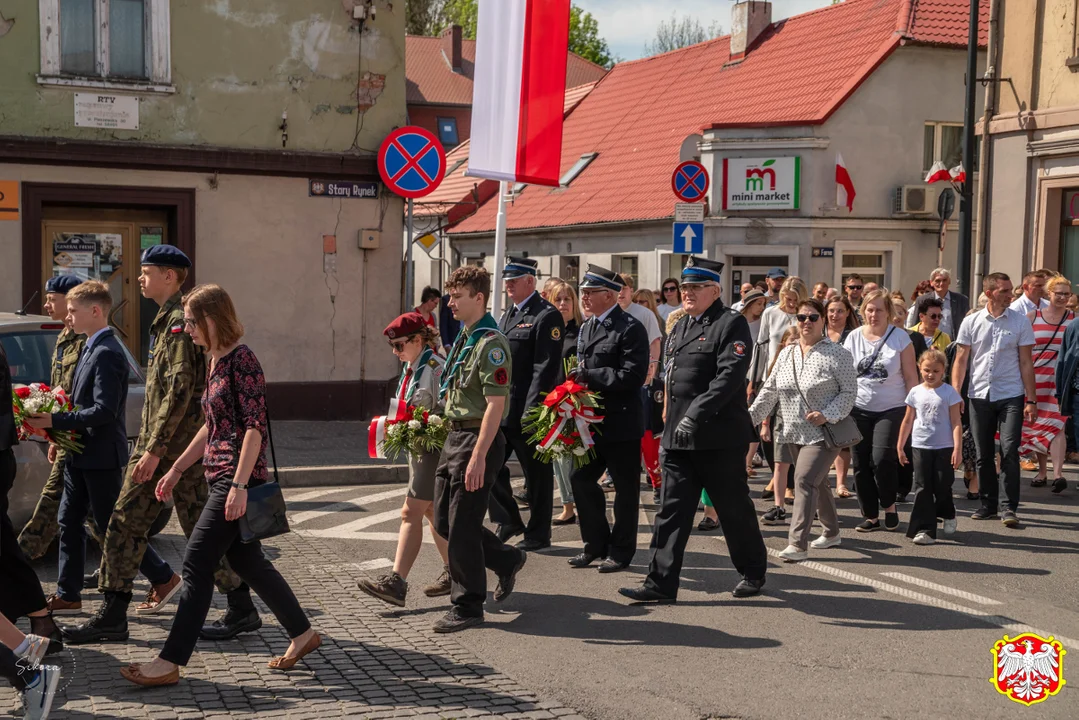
[923,122,980,173]
[559,153,598,187]
[840,252,885,289]
[437,117,459,146]
[40,0,173,90]
[613,255,638,290]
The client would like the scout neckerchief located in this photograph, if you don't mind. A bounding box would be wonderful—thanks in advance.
[440,313,500,399]
[397,346,434,404]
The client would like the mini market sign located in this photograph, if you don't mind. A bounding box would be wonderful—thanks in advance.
[722,157,800,210]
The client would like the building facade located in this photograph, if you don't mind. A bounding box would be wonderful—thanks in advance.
[0,0,407,419]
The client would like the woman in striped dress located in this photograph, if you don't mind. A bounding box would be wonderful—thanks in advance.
[1020,274,1075,492]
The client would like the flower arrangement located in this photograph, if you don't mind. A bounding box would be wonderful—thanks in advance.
[11,383,84,454]
[522,359,603,469]
[378,405,450,461]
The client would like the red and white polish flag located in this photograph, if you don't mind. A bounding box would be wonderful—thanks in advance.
[467,0,571,187]
[949,162,966,184]
[836,153,856,212]
[367,398,407,459]
[925,160,951,184]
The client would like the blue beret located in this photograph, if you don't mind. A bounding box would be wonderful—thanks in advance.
[140,244,191,269]
[45,275,82,295]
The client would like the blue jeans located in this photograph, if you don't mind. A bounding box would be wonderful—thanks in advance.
[57,465,172,601]
[968,395,1023,512]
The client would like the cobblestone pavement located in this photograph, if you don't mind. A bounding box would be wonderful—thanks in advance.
[5,524,585,720]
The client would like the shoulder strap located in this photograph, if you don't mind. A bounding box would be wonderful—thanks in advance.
[864,325,895,369]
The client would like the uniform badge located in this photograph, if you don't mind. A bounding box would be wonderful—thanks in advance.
[494,368,508,385]
[991,633,1066,706]
[387,329,396,338]
[515,323,533,329]
[733,341,747,357]
[488,347,506,366]
[170,325,184,334]
[698,336,707,342]
[551,327,561,341]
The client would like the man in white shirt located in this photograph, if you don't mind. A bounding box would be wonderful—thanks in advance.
[951,272,1038,528]
[905,267,969,338]
[1009,270,1050,315]
[731,282,754,312]
[617,274,661,386]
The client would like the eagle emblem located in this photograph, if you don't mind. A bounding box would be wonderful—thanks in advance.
[991,633,1066,706]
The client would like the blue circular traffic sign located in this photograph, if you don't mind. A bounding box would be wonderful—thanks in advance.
[672,160,709,202]
[378,126,446,199]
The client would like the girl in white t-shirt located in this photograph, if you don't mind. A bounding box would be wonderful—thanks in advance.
[897,349,963,545]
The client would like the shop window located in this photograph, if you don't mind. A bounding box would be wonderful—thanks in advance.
[614,255,638,290]
[40,0,172,88]
[923,122,980,174]
[840,251,885,289]
[437,117,459,146]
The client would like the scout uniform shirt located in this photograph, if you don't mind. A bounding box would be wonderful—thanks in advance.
[138,292,206,459]
[52,326,86,393]
[441,314,513,422]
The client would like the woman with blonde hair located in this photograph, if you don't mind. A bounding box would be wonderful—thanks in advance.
[545,281,583,523]
[122,285,319,686]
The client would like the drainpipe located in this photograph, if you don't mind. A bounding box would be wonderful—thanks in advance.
[974,0,1002,286]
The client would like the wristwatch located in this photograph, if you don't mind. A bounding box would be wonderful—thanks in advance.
[230,481,249,490]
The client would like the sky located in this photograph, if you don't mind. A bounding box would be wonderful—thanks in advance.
[573,0,836,62]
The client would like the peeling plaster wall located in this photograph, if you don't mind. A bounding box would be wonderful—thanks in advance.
[997,0,1079,116]
[0,0,406,150]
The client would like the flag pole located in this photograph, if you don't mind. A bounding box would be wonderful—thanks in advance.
[491,180,508,318]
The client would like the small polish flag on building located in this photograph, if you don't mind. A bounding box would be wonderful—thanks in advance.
[467,0,572,187]
[836,153,856,212]
[949,162,966,183]
[925,161,951,183]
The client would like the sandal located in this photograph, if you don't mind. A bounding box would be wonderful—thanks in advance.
[120,663,180,687]
[836,488,853,499]
[268,632,321,670]
[1031,477,1048,488]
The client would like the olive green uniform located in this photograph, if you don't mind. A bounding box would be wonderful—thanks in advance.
[432,317,518,618]
[98,292,241,594]
[18,327,92,558]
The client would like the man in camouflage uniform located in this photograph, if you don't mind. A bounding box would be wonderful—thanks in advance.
[64,245,259,645]
[18,275,94,558]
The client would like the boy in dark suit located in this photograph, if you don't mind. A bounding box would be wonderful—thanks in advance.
[27,281,132,619]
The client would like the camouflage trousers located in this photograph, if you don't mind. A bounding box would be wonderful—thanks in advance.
[18,449,105,559]
[98,454,242,595]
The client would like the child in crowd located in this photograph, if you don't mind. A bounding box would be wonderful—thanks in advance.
[897,349,963,544]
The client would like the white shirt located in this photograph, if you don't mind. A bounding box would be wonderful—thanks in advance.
[1010,294,1049,315]
[905,383,962,450]
[757,304,797,379]
[844,326,912,411]
[514,291,537,313]
[731,299,746,313]
[955,307,1036,400]
[74,326,112,379]
[906,291,956,338]
[593,305,617,324]
[657,303,679,321]
[624,302,662,344]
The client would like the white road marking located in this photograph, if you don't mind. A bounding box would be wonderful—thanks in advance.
[297,530,430,542]
[880,572,1004,606]
[356,558,394,571]
[289,488,407,526]
[309,508,403,534]
[285,487,361,503]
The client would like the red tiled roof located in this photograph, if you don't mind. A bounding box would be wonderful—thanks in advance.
[449,0,985,236]
[406,35,608,106]
[905,0,989,46]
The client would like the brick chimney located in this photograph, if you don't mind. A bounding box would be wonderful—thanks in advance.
[441,24,463,73]
[729,1,772,62]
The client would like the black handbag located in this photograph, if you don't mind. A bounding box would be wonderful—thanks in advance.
[230,365,290,543]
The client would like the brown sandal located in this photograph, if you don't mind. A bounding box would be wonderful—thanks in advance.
[268,632,321,670]
[120,663,180,687]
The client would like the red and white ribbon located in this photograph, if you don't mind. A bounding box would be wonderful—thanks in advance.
[367,398,408,459]
[538,382,602,453]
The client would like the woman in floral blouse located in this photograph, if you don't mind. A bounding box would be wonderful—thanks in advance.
[121,285,319,687]
[750,299,858,562]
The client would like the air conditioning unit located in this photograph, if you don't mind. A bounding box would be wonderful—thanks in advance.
[894,185,939,215]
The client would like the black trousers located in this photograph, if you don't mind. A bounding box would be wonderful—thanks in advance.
[896,435,915,499]
[434,428,519,618]
[489,424,554,543]
[850,406,905,519]
[907,448,956,539]
[160,480,309,666]
[0,449,47,621]
[968,395,1024,512]
[570,436,641,564]
[645,448,767,598]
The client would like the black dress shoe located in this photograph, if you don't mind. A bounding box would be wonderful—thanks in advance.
[597,558,630,574]
[200,608,262,641]
[618,586,676,603]
[568,552,600,568]
[552,514,577,526]
[515,538,550,552]
[494,549,527,603]
[83,569,100,590]
[732,576,766,598]
[496,524,525,543]
[513,490,530,508]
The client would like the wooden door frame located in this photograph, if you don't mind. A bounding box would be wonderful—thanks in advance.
[21,183,196,315]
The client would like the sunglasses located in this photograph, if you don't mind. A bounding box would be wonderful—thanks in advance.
[796,313,821,323]
[182,318,197,329]
[389,339,410,352]
[663,286,678,292]
[846,285,863,291]
[925,313,943,320]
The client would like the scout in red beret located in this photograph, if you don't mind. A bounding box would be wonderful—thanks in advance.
[383,312,427,340]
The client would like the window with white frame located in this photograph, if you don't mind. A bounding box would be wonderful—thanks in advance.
[839,251,885,289]
[923,122,980,173]
[40,0,171,87]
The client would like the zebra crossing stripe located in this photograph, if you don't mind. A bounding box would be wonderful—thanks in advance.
[289,488,407,526]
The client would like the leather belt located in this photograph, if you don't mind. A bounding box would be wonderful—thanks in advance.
[447,419,483,431]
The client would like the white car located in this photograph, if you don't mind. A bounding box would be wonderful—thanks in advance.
[2,311,172,536]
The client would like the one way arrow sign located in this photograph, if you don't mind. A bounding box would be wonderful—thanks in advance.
[672,221,703,254]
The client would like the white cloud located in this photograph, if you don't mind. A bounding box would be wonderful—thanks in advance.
[574,0,835,61]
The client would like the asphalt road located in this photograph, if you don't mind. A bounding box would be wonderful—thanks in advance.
[284,468,1078,720]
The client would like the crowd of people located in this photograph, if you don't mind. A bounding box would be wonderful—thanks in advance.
[2,243,1075,718]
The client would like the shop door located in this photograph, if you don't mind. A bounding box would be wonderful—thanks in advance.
[731,255,787,305]
[41,211,168,363]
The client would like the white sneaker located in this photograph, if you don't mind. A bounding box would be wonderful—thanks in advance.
[912,531,935,545]
[810,534,842,549]
[18,635,50,670]
[777,544,808,562]
[22,664,61,720]
[943,519,957,536]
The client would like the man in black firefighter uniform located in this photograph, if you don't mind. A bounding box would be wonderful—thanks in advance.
[567,265,649,573]
[620,256,768,602]
[489,257,565,551]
